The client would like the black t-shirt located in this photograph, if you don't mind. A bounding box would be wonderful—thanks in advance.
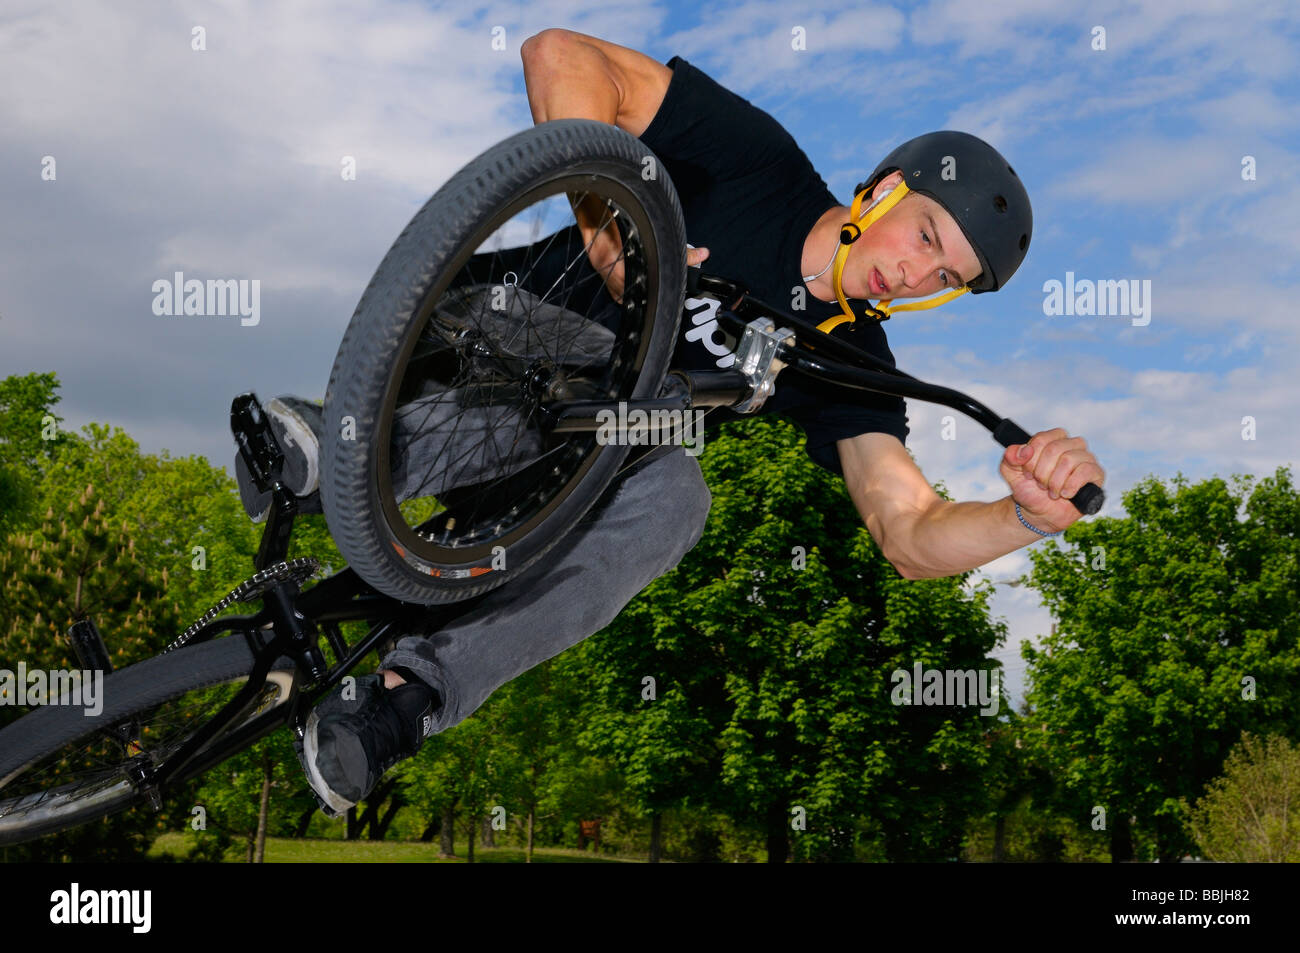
[637,56,909,477]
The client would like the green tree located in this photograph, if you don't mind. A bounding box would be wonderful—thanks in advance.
[0,372,65,537]
[963,711,1110,862]
[576,416,1006,862]
[491,659,616,859]
[1184,731,1300,862]
[1023,469,1300,862]
[192,732,316,862]
[0,399,346,859]
[33,421,265,617]
[400,713,495,858]
[1,481,179,683]
[0,481,189,860]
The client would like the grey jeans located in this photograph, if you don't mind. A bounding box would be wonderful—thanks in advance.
[381,446,711,732]
[373,284,713,732]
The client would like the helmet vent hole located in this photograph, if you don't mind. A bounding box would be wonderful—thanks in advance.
[1019,234,1028,251]
[1007,164,1016,176]
[993,195,1008,213]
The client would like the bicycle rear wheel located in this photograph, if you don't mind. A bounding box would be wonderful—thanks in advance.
[0,638,296,846]
[322,119,686,605]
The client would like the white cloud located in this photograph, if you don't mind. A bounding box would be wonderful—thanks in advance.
[1052,137,1236,206]
[663,1,904,96]
[2,0,1296,719]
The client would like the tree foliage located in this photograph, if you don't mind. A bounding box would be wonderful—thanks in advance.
[1184,732,1300,862]
[1022,469,1300,861]
[575,416,1007,861]
[0,372,64,537]
[8,371,1295,864]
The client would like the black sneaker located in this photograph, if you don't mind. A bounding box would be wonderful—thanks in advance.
[234,396,324,522]
[296,673,438,817]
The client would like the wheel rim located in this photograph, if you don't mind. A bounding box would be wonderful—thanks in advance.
[375,172,661,570]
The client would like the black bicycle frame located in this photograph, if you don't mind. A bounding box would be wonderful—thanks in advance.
[140,397,493,790]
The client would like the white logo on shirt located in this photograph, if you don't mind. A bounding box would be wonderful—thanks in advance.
[682,294,737,369]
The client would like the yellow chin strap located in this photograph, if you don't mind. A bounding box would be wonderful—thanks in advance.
[816,181,970,334]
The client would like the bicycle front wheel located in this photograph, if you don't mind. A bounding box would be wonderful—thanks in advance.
[321,119,687,606]
[0,638,296,846]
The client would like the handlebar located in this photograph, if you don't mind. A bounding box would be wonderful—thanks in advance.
[695,273,1106,517]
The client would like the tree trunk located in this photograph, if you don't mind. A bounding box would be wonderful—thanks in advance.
[649,812,662,864]
[294,807,315,839]
[765,804,788,863]
[355,807,375,840]
[993,814,1006,862]
[420,818,439,843]
[355,778,397,840]
[481,814,495,848]
[526,807,535,864]
[1110,814,1134,863]
[345,806,359,841]
[439,804,455,857]
[374,793,404,841]
[253,749,273,863]
[466,813,476,863]
[1155,815,1183,863]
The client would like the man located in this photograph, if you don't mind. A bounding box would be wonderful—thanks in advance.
[237,30,1105,817]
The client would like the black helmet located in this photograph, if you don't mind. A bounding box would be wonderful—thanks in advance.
[854,131,1032,294]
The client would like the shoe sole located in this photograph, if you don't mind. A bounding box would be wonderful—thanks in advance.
[300,708,356,818]
[265,397,321,497]
[237,398,322,523]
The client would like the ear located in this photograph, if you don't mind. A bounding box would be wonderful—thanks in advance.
[870,170,905,203]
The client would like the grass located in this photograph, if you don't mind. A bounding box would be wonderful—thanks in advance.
[149,831,638,863]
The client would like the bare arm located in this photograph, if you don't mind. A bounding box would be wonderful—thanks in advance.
[838,432,1051,579]
[520,28,672,134]
[519,29,707,299]
[517,29,691,302]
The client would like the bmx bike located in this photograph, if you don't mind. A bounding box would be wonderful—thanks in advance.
[0,119,1101,846]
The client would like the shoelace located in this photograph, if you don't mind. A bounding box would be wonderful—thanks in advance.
[362,687,431,772]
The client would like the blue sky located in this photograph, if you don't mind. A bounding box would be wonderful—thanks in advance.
[2,1,1297,705]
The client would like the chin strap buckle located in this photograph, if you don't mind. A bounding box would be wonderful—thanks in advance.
[824,179,972,327]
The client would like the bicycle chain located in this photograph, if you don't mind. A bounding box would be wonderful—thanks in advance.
[163,557,322,654]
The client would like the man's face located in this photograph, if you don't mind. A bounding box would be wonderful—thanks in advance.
[849,170,983,301]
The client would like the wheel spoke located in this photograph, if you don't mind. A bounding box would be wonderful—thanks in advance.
[380,182,650,558]
[319,126,684,606]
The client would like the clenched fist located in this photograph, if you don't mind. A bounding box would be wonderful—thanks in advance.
[1001,427,1105,533]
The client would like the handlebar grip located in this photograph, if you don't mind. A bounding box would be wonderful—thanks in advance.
[991,418,1105,516]
[1070,482,1105,516]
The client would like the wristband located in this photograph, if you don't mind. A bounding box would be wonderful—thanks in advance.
[1015,501,1061,537]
